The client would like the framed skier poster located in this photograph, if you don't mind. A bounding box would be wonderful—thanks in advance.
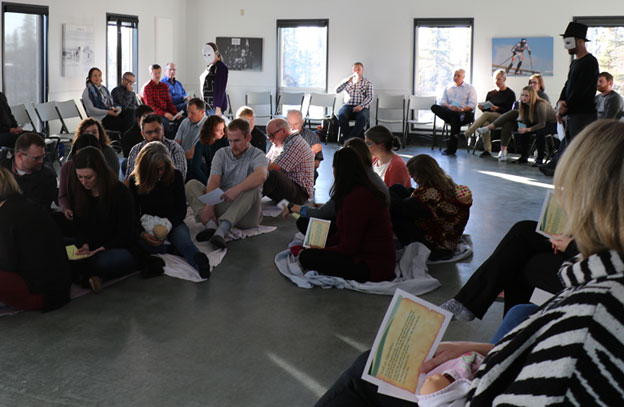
[492,37,553,76]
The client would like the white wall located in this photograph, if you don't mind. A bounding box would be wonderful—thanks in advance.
[185,0,624,119]
[0,0,188,103]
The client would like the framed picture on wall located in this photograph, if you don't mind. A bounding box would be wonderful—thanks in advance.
[492,37,553,76]
[216,37,263,71]
[62,24,95,77]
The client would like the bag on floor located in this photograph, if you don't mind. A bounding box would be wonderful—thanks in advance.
[325,114,339,143]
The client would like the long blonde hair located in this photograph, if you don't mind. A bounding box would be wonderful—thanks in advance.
[554,119,624,256]
[0,167,21,201]
[406,154,456,198]
[518,86,546,124]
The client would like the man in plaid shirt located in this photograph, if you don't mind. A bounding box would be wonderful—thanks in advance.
[141,64,180,139]
[263,118,314,204]
[335,62,374,141]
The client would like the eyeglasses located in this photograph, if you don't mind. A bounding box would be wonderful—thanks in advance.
[528,81,538,85]
[20,151,45,161]
[267,128,282,139]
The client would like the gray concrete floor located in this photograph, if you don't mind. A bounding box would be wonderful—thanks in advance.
[0,142,552,407]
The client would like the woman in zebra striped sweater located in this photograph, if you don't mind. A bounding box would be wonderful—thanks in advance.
[315,119,624,407]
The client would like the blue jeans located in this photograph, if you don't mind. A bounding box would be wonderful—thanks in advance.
[142,223,201,270]
[490,303,539,344]
[338,105,369,141]
[89,248,138,279]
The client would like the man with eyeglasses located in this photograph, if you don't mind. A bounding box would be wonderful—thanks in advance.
[111,72,139,114]
[124,114,187,181]
[264,118,314,204]
[1,132,57,210]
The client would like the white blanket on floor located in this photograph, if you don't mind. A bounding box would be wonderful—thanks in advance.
[275,235,441,295]
[426,235,473,264]
[158,212,277,282]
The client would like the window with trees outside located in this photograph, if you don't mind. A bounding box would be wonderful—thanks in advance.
[277,20,328,116]
[575,16,624,94]
[107,14,138,90]
[413,19,473,123]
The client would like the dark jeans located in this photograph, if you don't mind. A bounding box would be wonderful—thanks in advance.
[430,104,474,153]
[70,248,140,284]
[314,304,535,407]
[516,122,557,161]
[263,169,308,204]
[160,116,182,140]
[389,184,429,247]
[454,220,570,318]
[338,105,369,141]
[140,223,201,271]
[0,132,19,148]
[547,113,596,166]
[102,109,134,134]
[299,249,371,283]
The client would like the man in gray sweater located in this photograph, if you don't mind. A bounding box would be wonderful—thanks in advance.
[595,71,623,119]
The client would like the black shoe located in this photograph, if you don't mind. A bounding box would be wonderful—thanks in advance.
[479,151,491,158]
[196,228,216,242]
[532,158,543,168]
[539,164,555,177]
[441,150,455,156]
[194,252,211,279]
[210,234,226,250]
[514,156,528,164]
[141,255,165,278]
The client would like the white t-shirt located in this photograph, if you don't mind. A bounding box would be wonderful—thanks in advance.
[373,159,391,182]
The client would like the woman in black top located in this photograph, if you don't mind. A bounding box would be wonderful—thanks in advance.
[129,142,210,279]
[189,115,229,183]
[0,167,70,311]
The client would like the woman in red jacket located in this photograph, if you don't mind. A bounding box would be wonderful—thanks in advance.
[299,147,395,282]
[365,125,411,188]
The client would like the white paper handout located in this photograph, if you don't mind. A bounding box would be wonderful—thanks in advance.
[198,188,225,206]
[361,289,452,402]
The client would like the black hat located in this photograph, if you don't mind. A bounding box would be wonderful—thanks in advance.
[560,22,590,41]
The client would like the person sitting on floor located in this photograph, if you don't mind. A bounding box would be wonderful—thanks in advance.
[0,132,57,210]
[264,118,315,205]
[188,115,229,184]
[314,118,624,407]
[71,117,120,175]
[186,118,268,249]
[125,113,187,180]
[285,137,389,238]
[175,98,207,163]
[0,167,71,312]
[462,69,516,157]
[480,86,556,164]
[287,109,323,182]
[365,125,411,188]
[69,147,156,292]
[82,67,133,134]
[236,106,267,152]
[129,141,210,279]
[390,154,472,260]
[299,147,395,283]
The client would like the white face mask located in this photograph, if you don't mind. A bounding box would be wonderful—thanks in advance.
[563,37,576,50]
[202,44,216,63]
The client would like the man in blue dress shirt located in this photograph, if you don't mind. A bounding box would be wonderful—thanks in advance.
[162,62,191,113]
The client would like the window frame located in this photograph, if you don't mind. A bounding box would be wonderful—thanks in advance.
[106,13,139,89]
[412,18,474,95]
[1,2,49,102]
[275,18,329,97]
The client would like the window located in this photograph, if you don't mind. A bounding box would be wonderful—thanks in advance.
[574,16,624,94]
[107,14,138,89]
[413,19,473,97]
[277,19,328,101]
[2,3,48,104]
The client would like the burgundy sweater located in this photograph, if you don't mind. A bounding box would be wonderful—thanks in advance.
[324,186,396,282]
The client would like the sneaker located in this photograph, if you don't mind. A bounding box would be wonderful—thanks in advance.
[479,151,491,158]
[440,299,475,321]
[497,150,508,161]
[89,276,102,294]
[141,255,165,278]
[196,228,216,242]
[194,252,211,279]
[210,234,226,250]
[478,126,491,134]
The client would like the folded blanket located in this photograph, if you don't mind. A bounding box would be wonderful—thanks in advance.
[275,235,441,295]
[426,235,473,264]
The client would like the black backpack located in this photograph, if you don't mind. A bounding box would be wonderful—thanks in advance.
[321,114,339,143]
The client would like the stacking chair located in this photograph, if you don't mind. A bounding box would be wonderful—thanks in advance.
[245,91,272,122]
[9,104,36,131]
[55,99,84,134]
[34,102,74,163]
[375,95,406,146]
[224,94,234,120]
[305,93,336,129]
[404,95,437,147]
[275,91,305,117]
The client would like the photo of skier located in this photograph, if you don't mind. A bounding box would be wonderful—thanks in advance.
[492,37,553,77]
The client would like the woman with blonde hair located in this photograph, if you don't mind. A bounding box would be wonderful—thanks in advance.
[389,154,472,259]
[189,115,229,183]
[0,167,71,311]
[315,119,624,407]
[479,86,555,164]
[129,141,210,279]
